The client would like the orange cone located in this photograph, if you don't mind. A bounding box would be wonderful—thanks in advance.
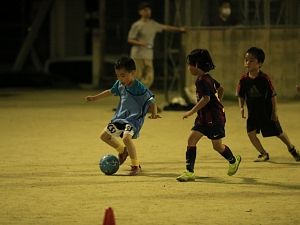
[102,207,116,225]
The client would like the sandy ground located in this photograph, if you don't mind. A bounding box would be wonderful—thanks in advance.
[1,88,300,225]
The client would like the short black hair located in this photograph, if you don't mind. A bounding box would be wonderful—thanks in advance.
[219,0,231,6]
[219,0,231,7]
[114,55,136,71]
[245,47,265,64]
[138,2,151,10]
[186,49,216,72]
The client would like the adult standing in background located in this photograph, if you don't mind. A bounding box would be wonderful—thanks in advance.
[209,0,241,26]
[128,1,186,89]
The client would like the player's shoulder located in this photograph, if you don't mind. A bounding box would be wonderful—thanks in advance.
[134,79,146,88]
[260,71,271,78]
[132,79,149,94]
[200,74,215,82]
[131,20,144,28]
[239,73,248,80]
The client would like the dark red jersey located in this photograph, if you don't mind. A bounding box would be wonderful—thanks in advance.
[195,74,225,126]
[236,71,277,121]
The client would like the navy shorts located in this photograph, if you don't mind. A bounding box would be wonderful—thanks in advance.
[191,123,225,140]
[247,119,283,137]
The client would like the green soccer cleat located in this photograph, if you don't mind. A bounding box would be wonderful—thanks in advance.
[176,170,195,182]
[228,155,242,176]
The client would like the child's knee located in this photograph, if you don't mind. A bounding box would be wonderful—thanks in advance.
[276,132,284,139]
[247,131,256,139]
[122,135,132,144]
[100,131,110,141]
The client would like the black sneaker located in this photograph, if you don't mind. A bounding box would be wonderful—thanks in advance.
[254,153,269,162]
[291,149,300,162]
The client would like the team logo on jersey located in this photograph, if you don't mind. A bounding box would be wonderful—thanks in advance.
[248,85,263,97]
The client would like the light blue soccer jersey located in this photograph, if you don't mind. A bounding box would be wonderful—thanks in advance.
[110,79,154,139]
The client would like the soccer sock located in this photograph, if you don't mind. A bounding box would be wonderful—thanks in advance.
[131,159,139,167]
[288,145,298,156]
[186,146,197,172]
[220,145,236,164]
[115,144,125,154]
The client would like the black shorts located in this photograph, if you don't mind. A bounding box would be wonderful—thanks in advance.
[191,123,225,140]
[247,119,283,137]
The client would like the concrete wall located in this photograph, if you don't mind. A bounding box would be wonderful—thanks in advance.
[50,0,85,58]
[181,27,300,99]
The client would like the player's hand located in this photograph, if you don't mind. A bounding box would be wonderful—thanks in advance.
[182,110,193,119]
[296,85,300,93]
[240,108,246,119]
[86,96,95,102]
[180,26,187,32]
[148,114,162,119]
[271,111,278,121]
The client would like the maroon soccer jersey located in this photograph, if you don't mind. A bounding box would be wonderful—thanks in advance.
[195,74,225,126]
[236,71,277,121]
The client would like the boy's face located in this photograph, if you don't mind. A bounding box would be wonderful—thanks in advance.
[220,2,231,16]
[244,53,262,72]
[115,68,135,86]
[139,7,151,19]
[188,64,205,76]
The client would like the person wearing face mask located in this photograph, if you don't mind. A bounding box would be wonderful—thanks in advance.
[209,1,241,26]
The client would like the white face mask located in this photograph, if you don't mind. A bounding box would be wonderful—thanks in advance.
[221,8,231,16]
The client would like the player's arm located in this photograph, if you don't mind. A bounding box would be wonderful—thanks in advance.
[271,95,278,121]
[182,95,210,119]
[238,97,246,119]
[217,85,224,102]
[127,37,148,48]
[86,90,113,102]
[163,25,186,32]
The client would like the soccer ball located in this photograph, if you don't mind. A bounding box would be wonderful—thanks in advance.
[99,154,120,175]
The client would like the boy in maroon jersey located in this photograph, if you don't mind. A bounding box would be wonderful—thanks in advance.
[237,47,300,162]
[176,49,241,182]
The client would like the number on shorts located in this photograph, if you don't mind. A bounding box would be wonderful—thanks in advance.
[125,124,133,132]
[107,124,116,133]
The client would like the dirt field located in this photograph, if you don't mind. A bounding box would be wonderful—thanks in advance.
[1,88,300,225]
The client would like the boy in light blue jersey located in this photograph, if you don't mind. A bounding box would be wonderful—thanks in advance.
[86,55,161,175]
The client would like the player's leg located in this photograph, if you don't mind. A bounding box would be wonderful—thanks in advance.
[132,58,144,82]
[100,129,117,147]
[247,129,265,152]
[122,134,141,175]
[122,124,141,175]
[261,120,300,161]
[247,118,269,162]
[211,139,241,176]
[133,58,154,89]
[265,120,300,161]
[186,130,203,172]
[209,122,241,176]
[247,129,269,162]
[102,123,128,165]
[143,59,154,89]
[176,130,203,182]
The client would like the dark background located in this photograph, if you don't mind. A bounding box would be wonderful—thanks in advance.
[0,0,297,88]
